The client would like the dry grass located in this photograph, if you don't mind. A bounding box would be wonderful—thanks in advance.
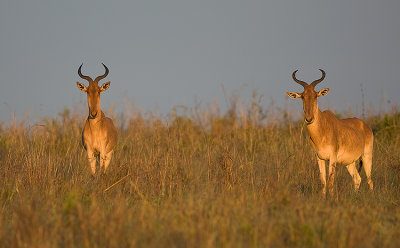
[0,97,400,247]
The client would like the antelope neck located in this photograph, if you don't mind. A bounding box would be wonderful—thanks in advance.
[88,111,104,125]
[305,107,323,137]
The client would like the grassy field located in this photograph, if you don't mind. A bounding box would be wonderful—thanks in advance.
[0,98,400,247]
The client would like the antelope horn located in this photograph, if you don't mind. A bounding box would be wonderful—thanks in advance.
[292,70,308,87]
[94,63,109,83]
[78,64,93,82]
[311,69,326,87]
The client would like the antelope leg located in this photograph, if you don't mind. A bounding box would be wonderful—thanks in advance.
[346,162,361,191]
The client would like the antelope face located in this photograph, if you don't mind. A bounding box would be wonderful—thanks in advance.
[76,64,111,119]
[286,69,329,125]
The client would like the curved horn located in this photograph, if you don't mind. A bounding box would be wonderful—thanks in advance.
[311,69,326,87]
[78,64,93,82]
[94,63,109,83]
[292,70,308,87]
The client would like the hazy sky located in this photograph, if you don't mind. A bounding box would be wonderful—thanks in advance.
[1,0,399,122]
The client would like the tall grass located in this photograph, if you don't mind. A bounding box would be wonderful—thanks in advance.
[0,96,400,247]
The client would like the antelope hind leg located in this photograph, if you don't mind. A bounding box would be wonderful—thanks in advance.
[100,150,114,173]
[87,149,97,175]
[346,162,361,191]
[328,158,337,195]
[361,153,374,190]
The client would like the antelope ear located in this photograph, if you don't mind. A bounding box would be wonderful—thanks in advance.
[100,81,111,92]
[317,88,330,97]
[76,82,87,92]
[286,92,301,99]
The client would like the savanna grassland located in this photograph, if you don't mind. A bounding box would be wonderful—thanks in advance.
[0,97,400,248]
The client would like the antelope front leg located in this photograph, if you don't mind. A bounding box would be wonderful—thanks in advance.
[87,149,97,175]
[317,157,327,196]
[328,158,337,195]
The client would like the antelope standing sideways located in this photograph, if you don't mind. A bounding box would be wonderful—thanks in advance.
[286,69,374,195]
[76,64,117,175]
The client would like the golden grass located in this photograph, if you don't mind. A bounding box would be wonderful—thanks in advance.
[0,98,400,247]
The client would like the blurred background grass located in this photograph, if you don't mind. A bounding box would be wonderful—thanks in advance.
[0,93,399,247]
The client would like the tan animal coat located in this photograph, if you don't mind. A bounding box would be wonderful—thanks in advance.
[286,69,373,195]
[76,64,117,175]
